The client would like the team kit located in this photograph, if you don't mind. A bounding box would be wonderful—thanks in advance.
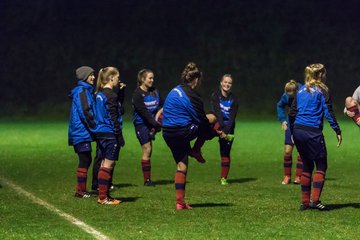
[68,62,359,210]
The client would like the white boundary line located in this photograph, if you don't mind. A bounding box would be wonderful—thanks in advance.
[0,176,110,240]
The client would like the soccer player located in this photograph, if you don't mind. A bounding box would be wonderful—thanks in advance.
[289,63,342,211]
[94,67,125,205]
[210,74,239,185]
[91,81,126,191]
[68,66,97,198]
[277,80,303,185]
[344,85,360,126]
[162,62,213,210]
[132,69,162,186]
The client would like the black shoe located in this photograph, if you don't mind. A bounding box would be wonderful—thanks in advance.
[299,204,310,211]
[74,191,92,198]
[144,179,155,187]
[310,201,330,211]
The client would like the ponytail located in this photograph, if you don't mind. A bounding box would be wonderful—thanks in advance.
[304,63,328,92]
[95,67,119,93]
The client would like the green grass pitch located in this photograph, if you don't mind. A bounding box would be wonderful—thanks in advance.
[0,120,359,239]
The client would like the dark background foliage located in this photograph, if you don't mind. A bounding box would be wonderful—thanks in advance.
[1,0,360,119]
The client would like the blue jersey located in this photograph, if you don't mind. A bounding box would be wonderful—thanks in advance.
[68,81,96,146]
[210,89,239,134]
[132,87,162,128]
[289,85,341,134]
[277,93,294,123]
[94,88,123,138]
[163,84,209,128]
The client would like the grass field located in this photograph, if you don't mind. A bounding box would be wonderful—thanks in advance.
[0,120,359,240]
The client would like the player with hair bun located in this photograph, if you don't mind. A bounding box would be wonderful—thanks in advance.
[132,69,163,186]
[277,80,303,185]
[289,63,342,211]
[162,62,214,210]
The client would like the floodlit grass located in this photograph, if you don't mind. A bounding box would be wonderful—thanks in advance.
[0,120,359,239]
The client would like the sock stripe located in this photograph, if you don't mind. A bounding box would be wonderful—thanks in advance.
[175,183,186,190]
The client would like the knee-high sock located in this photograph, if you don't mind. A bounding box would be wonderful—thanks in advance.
[175,170,186,205]
[284,155,292,177]
[98,167,112,200]
[76,168,88,193]
[221,156,230,178]
[312,170,325,203]
[141,159,151,181]
[301,172,312,205]
[295,155,303,178]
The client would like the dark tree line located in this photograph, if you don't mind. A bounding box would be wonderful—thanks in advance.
[1,0,360,119]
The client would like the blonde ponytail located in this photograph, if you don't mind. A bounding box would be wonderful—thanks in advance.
[95,67,119,93]
[304,63,328,92]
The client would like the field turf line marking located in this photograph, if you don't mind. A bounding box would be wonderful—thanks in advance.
[0,176,110,240]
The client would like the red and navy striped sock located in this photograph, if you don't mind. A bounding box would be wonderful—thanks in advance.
[175,170,186,205]
[312,170,325,203]
[98,167,112,200]
[221,156,230,179]
[284,155,292,177]
[76,167,88,193]
[141,159,151,181]
[301,172,312,205]
[295,155,303,178]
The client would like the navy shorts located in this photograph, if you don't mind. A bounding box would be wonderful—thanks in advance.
[284,127,294,146]
[135,124,152,145]
[293,127,327,161]
[73,142,92,153]
[162,124,199,163]
[97,138,120,161]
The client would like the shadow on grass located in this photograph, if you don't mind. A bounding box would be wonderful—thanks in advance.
[325,177,336,181]
[113,183,137,188]
[152,180,173,185]
[120,197,141,202]
[227,178,257,184]
[191,203,233,208]
[327,203,360,210]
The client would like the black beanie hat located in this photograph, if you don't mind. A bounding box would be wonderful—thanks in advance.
[76,66,94,81]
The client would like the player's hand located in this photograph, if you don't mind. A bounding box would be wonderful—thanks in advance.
[336,134,342,148]
[119,82,126,90]
[216,130,226,139]
[346,110,355,118]
[281,121,288,131]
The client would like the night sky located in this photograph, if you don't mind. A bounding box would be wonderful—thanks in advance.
[1,0,360,118]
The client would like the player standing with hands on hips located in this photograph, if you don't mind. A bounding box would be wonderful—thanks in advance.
[289,63,342,211]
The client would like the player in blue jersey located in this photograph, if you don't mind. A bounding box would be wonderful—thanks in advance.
[91,81,126,192]
[162,62,214,210]
[94,67,124,205]
[210,74,239,185]
[68,66,97,198]
[277,80,303,185]
[132,69,162,186]
[289,63,342,211]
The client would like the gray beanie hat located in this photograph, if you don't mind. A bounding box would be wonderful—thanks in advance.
[76,66,94,81]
